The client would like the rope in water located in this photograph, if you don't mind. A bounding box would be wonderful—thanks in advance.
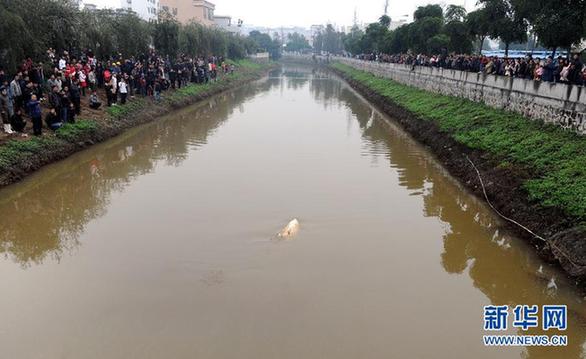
[465,155,585,271]
[465,155,547,242]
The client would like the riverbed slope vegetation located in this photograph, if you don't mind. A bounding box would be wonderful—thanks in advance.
[332,62,586,277]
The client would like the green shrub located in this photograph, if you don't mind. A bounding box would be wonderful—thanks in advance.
[106,98,146,119]
[56,120,99,142]
[0,137,60,171]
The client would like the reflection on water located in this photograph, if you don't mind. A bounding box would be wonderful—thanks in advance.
[0,80,278,267]
[331,75,586,359]
[0,65,584,358]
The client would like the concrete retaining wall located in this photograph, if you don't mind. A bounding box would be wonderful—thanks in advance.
[249,52,270,63]
[282,54,586,134]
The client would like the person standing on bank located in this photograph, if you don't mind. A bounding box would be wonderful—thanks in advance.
[70,79,81,115]
[118,76,128,105]
[48,85,61,121]
[10,73,22,111]
[0,86,13,134]
[78,69,87,97]
[110,75,118,105]
[154,78,161,101]
[60,86,71,123]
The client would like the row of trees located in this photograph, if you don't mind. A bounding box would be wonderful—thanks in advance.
[247,31,312,58]
[314,25,345,54]
[340,0,586,57]
[0,0,263,72]
[284,33,311,52]
[247,30,283,59]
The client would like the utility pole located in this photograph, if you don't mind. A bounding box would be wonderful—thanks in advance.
[353,7,358,27]
[384,0,389,15]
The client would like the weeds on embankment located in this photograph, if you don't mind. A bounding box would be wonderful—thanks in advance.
[0,59,269,184]
[333,62,586,221]
[0,137,59,172]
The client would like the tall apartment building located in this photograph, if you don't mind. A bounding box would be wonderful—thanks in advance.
[120,0,159,21]
[159,0,215,26]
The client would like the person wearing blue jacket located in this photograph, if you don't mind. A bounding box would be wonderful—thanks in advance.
[541,57,556,83]
[27,94,42,136]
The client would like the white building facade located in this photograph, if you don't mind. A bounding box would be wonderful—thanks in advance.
[214,16,241,34]
[120,0,159,21]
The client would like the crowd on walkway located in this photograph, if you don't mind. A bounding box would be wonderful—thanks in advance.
[0,49,235,137]
[357,53,586,85]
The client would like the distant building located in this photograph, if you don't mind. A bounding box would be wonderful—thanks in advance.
[120,0,159,21]
[83,3,98,11]
[213,15,231,27]
[159,0,215,25]
[214,15,240,33]
[389,19,407,31]
[248,52,270,63]
[310,24,324,35]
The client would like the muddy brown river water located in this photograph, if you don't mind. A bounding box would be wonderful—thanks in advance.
[1,65,585,358]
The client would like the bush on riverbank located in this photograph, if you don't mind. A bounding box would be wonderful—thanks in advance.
[332,62,586,221]
[107,98,148,119]
[56,121,100,142]
[0,137,60,172]
[0,120,101,173]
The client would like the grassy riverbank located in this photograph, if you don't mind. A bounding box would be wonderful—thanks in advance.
[0,59,273,187]
[332,62,586,223]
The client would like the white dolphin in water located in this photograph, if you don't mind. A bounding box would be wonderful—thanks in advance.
[277,218,300,238]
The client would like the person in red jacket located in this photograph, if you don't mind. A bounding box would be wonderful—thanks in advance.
[103,68,111,83]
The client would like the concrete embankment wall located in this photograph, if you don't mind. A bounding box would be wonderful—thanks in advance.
[282,54,586,134]
[248,52,270,63]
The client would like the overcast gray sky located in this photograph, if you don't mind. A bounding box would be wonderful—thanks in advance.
[88,0,475,28]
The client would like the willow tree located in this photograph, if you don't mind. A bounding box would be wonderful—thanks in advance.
[1,0,79,61]
[342,26,365,55]
[285,32,311,52]
[0,6,32,71]
[152,9,180,57]
[445,5,467,22]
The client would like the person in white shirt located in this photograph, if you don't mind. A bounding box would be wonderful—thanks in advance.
[118,77,128,105]
[110,76,118,105]
[58,57,66,70]
[78,70,87,96]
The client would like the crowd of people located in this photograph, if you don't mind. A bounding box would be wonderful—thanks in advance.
[0,49,236,137]
[357,53,586,85]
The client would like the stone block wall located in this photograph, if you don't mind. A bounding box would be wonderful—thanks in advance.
[336,57,586,134]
